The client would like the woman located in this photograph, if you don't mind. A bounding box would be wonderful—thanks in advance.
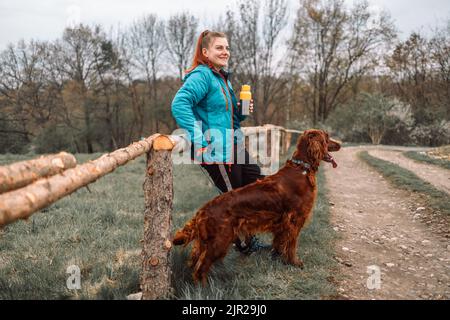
[171,30,269,254]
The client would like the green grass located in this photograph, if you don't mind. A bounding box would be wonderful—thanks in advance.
[403,151,450,170]
[0,151,338,300]
[358,151,450,216]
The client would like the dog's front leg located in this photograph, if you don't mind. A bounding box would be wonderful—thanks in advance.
[286,236,304,269]
[288,216,307,268]
[272,215,306,269]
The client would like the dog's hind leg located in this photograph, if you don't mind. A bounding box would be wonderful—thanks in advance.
[188,239,201,268]
[192,241,229,285]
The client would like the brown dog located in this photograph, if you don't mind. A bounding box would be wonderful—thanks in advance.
[173,129,341,284]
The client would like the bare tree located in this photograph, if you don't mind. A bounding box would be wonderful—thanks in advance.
[115,28,146,141]
[0,40,59,142]
[429,22,450,120]
[0,43,32,143]
[92,36,122,150]
[288,0,396,124]
[58,24,106,152]
[389,30,449,123]
[231,0,289,126]
[164,12,198,80]
[128,14,166,133]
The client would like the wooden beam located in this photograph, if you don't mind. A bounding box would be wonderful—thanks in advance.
[0,134,160,227]
[0,152,77,194]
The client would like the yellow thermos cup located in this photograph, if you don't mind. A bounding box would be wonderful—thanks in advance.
[239,85,252,116]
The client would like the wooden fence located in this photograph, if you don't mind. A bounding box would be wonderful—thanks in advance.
[0,125,299,299]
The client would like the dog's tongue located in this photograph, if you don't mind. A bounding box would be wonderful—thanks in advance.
[331,157,337,168]
[326,153,338,168]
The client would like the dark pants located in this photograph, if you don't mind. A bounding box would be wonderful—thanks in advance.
[192,143,264,193]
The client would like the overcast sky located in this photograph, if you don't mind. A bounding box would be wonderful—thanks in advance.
[0,0,449,50]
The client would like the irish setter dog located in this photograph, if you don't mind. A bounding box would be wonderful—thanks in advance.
[173,129,341,284]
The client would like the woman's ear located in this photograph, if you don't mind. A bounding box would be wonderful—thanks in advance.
[202,47,208,58]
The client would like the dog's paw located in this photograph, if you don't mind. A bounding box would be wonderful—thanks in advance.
[291,258,304,269]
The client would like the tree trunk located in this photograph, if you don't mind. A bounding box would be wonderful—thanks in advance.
[141,136,174,300]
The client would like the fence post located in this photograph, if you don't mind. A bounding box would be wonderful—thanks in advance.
[141,135,175,299]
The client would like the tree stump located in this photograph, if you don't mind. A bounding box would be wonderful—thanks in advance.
[141,135,174,300]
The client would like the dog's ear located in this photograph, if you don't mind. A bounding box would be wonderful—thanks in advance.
[328,138,341,152]
[307,131,326,161]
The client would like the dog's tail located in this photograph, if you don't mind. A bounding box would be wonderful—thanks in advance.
[173,218,197,246]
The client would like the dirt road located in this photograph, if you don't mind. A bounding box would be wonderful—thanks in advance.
[324,146,449,300]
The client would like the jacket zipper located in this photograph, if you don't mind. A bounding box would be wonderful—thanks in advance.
[216,71,235,165]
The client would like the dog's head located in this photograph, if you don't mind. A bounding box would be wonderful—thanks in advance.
[294,129,341,169]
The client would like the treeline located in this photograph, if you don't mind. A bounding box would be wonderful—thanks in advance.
[0,0,449,154]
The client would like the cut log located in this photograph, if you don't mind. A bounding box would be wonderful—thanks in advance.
[0,152,77,194]
[0,134,160,227]
[141,135,174,300]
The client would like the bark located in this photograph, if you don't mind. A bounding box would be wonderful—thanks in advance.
[0,152,77,194]
[141,135,174,300]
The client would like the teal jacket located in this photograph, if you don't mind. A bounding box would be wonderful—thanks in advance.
[171,64,247,163]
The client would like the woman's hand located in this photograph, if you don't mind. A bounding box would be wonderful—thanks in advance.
[237,99,254,114]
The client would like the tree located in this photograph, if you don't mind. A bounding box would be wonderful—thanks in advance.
[165,12,198,81]
[128,15,166,133]
[224,0,289,126]
[387,33,433,123]
[92,37,123,150]
[0,40,62,151]
[429,22,450,120]
[288,0,396,124]
[58,24,107,153]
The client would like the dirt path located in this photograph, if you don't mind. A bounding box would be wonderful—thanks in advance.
[368,149,450,194]
[324,147,449,300]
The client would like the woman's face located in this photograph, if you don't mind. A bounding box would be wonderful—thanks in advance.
[202,37,230,70]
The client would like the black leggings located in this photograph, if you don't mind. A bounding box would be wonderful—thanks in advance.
[197,144,264,193]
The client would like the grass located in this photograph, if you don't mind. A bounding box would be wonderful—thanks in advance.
[0,151,338,300]
[403,151,450,170]
[358,151,450,216]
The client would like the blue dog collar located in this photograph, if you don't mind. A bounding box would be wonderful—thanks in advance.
[290,158,311,175]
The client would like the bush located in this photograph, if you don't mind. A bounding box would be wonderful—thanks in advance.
[0,122,29,154]
[32,125,77,154]
[327,93,414,145]
[411,120,450,146]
